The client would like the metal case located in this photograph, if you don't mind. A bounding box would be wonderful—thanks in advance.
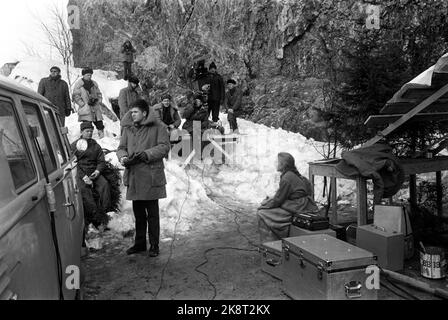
[282,235,378,300]
[289,225,336,238]
[260,240,283,280]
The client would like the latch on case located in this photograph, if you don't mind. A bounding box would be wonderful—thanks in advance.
[266,259,280,267]
[283,244,290,261]
[317,262,324,280]
[344,281,362,299]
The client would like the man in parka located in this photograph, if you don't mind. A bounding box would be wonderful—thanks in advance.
[38,66,72,126]
[118,75,141,119]
[153,93,181,142]
[117,99,170,257]
[72,67,105,139]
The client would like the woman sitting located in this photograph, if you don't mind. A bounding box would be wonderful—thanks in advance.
[257,152,318,242]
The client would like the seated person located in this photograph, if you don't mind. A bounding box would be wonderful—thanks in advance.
[257,152,318,242]
[153,93,181,142]
[181,92,212,136]
[71,122,112,235]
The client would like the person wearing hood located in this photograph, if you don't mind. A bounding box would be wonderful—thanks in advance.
[38,66,72,126]
[72,67,105,139]
[257,152,319,242]
[118,75,141,119]
[153,93,181,142]
[117,99,170,257]
[121,40,137,80]
[71,122,111,251]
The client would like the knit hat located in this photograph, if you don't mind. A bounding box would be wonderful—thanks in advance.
[50,66,61,73]
[82,67,94,76]
[209,62,217,70]
[128,75,139,85]
[227,79,236,85]
[80,122,94,131]
[161,93,172,101]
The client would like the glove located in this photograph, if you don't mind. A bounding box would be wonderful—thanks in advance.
[120,156,129,167]
[65,108,72,117]
[88,97,98,106]
[135,152,148,162]
[82,175,93,186]
[90,170,100,180]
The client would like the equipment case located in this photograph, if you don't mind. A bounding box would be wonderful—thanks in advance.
[292,212,329,231]
[282,234,378,300]
[260,240,283,279]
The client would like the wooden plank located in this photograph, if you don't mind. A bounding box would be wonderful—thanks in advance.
[330,177,338,225]
[436,171,443,217]
[380,101,448,115]
[356,177,368,226]
[365,112,448,127]
[400,157,448,175]
[402,88,448,100]
[309,172,315,201]
[362,83,448,147]
[308,163,358,180]
[409,174,417,207]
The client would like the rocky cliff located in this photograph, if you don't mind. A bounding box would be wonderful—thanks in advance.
[67,0,386,139]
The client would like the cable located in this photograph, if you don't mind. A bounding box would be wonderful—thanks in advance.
[153,166,191,300]
[381,282,410,300]
[379,266,420,300]
[194,246,259,300]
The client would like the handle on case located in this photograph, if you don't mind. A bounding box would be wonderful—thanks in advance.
[266,259,280,267]
[344,281,362,299]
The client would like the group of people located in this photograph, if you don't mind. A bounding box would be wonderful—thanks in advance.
[36,56,316,258]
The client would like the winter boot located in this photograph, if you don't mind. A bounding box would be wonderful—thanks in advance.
[148,245,159,257]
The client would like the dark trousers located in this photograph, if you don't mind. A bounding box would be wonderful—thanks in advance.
[228,112,238,131]
[123,62,132,80]
[208,100,220,122]
[81,120,105,131]
[58,114,66,127]
[133,200,160,249]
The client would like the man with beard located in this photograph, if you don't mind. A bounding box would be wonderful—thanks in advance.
[38,66,72,126]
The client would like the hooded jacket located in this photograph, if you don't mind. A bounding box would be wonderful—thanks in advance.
[117,110,170,200]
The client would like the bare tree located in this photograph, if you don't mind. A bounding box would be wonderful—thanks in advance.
[37,3,74,89]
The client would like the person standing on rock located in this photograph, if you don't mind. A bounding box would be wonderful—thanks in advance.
[38,66,72,126]
[117,99,170,257]
[207,62,225,124]
[121,40,136,80]
[118,75,141,119]
[72,67,105,139]
[225,79,243,134]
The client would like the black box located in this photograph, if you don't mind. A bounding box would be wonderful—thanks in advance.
[292,212,329,231]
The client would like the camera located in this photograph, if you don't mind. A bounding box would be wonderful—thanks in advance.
[88,97,98,106]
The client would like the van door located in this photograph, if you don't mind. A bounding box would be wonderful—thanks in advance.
[22,100,81,300]
[0,96,59,299]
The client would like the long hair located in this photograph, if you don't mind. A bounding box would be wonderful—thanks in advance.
[278,152,301,177]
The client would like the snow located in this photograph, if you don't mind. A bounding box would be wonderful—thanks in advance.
[409,52,448,86]
[6,58,355,237]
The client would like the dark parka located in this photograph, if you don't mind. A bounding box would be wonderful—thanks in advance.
[38,75,71,116]
[208,73,225,104]
[153,102,181,128]
[181,103,210,135]
[225,87,243,116]
[70,138,106,178]
[117,111,170,201]
[118,84,142,119]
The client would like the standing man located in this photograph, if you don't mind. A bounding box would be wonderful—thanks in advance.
[118,75,141,119]
[38,66,72,126]
[207,62,225,124]
[72,67,105,139]
[121,40,136,80]
[225,79,243,134]
[117,99,170,257]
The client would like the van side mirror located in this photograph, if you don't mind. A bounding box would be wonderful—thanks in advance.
[29,126,39,139]
[60,127,68,135]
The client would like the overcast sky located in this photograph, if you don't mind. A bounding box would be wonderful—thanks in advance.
[0,0,69,66]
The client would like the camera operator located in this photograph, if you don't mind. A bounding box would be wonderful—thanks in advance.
[121,40,136,80]
[73,67,105,139]
[181,91,211,136]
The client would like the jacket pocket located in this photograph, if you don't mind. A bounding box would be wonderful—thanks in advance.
[149,163,166,186]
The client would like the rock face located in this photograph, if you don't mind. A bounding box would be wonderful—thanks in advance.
[68,0,371,138]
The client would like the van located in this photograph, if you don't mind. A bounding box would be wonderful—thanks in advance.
[0,76,84,300]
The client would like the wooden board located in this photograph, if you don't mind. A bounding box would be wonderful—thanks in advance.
[364,112,448,127]
[380,102,448,115]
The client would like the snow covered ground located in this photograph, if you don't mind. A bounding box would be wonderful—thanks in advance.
[8,58,355,238]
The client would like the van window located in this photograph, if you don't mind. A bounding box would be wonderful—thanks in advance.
[0,99,36,190]
[22,101,57,173]
[42,107,67,165]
